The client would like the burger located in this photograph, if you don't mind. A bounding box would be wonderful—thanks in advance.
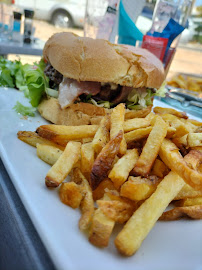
[38,32,165,125]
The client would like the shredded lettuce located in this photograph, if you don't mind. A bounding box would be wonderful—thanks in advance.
[154,81,167,97]
[13,101,36,117]
[126,82,166,110]
[79,94,113,109]
[89,99,113,109]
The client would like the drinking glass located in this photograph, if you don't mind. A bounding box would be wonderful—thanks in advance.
[2,12,13,41]
[84,0,116,40]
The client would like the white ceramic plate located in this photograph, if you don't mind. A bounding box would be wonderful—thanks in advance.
[0,87,201,270]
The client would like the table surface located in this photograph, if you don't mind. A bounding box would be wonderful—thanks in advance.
[0,158,56,270]
[0,38,45,56]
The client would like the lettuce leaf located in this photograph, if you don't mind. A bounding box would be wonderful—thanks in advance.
[13,101,36,116]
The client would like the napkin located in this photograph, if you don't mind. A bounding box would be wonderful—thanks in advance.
[118,0,143,46]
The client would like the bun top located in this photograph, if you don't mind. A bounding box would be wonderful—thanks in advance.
[43,32,165,89]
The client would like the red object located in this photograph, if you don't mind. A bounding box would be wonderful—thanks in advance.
[141,35,168,61]
[11,0,15,4]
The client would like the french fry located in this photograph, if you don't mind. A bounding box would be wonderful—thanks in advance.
[133,116,167,176]
[81,137,93,143]
[92,114,110,154]
[110,103,127,155]
[174,183,202,200]
[89,193,115,247]
[115,171,185,256]
[36,144,63,165]
[159,205,202,220]
[120,176,159,201]
[175,197,202,207]
[161,114,190,138]
[180,118,198,133]
[37,125,98,146]
[145,112,155,121]
[172,134,188,148]
[166,127,176,139]
[90,131,123,190]
[81,142,94,178]
[151,158,169,178]
[125,105,152,119]
[97,197,137,224]
[159,139,202,190]
[45,141,81,187]
[125,127,152,144]
[187,133,202,147]
[108,149,139,189]
[187,119,202,127]
[93,178,116,201]
[123,118,151,133]
[153,106,188,119]
[183,150,202,173]
[59,182,83,209]
[71,168,94,231]
[17,131,64,150]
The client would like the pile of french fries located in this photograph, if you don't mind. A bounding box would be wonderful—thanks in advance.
[167,74,202,93]
[17,104,202,256]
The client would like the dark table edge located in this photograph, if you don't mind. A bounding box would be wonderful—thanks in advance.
[0,157,56,270]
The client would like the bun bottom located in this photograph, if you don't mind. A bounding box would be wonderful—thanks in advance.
[38,97,152,126]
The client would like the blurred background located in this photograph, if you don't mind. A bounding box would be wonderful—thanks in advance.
[0,0,201,79]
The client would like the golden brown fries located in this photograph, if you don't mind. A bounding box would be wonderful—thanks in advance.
[184,150,202,172]
[89,207,115,247]
[97,197,137,224]
[59,182,83,209]
[90,131,123,190]
[159,205,202,220]
[124,105,152,119]
[167,74,202,93]
[120,176,159,201]
[81,142,94,179]
[153,106,188,119]
[175,197,202,207]
[37,124,98,146]
[151,158,169,178]
[71,168,94,231]
[108,149,139,189]
[125,127,152,144]
[159,139,202,190]
[17,102,202,257]
[92,114,110,154]
[115,171,185,256]
[36,144,63,165]
[93,178,116,201]
[133,116,167,176]
[45,141,81,187]
[17,131,64,150]
[161,114,190,138]
[174,183,202,200]
[187,133,202,147]
[110,103,127,155]
[123,118,151,133]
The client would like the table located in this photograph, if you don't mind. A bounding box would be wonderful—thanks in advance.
[0,38,45,57]
[0,158,56,270]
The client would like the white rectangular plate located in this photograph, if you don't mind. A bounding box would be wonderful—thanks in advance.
[0,87,201,270]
